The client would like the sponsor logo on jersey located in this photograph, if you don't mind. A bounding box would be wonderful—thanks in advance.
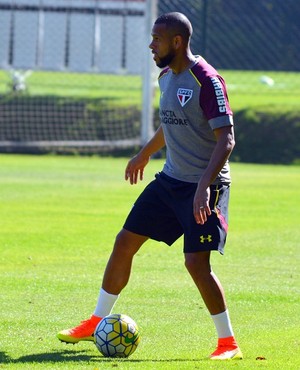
[210,77,226,113]
[160,110,189,125]
[177,88,193,107]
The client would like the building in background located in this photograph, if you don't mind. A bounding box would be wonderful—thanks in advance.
[0,0,147,74]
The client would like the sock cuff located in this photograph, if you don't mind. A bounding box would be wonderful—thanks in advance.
[211,309,234,339]
[100,287,119,299]
[211,308,229,319]
[94,288,119,318]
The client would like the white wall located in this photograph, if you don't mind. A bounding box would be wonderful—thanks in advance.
[0,0,147,74]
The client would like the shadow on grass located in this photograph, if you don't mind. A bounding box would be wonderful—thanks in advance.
[0,350,205,364]
[0,350,97,363]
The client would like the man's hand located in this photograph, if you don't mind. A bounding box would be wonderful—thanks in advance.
[125,154,150,184]
[193,186,211,224]
[192,125,235,224]
[125,125,165,185]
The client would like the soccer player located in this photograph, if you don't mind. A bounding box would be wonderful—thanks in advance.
[57,12,242,361]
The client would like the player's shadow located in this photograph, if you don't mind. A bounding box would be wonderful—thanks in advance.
[0,350,98,364]
[0,350,204,364]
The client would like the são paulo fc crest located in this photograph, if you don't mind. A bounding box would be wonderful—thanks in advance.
[177,88,193,107]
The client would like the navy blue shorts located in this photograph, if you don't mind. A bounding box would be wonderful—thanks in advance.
[123,172,230,254]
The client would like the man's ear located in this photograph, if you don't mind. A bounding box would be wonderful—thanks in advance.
[173,35,182,49]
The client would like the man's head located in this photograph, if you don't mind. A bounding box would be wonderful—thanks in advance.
[149,12,193,69]
[154,12,193,44]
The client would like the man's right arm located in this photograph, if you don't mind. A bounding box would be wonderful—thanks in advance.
[125,125,165,185]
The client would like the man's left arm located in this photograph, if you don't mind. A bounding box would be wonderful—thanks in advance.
[193,125,235,224]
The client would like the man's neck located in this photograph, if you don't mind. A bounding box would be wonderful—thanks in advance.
[170,53,196,74]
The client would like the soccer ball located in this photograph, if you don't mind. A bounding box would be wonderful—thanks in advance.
[94,314,140,358]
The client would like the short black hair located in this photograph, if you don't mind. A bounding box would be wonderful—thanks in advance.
[154,12,193,42]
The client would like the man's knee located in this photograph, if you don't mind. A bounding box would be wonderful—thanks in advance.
[184,251,211,275]
[113,228,147,255]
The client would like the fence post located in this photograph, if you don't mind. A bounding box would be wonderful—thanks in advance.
[202,0,208,57]
[141,0,157,145]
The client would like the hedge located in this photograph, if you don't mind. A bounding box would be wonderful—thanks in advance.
[232,109,300,164]
[0,95,299,164]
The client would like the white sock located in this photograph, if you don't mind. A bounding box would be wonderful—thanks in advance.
[211,309,234,338]
[93,288,119,318]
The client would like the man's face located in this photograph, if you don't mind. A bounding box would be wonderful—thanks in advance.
[149,23,176,68]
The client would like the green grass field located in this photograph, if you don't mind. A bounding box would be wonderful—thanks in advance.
[0,155,299,369]
[0,69,299,111]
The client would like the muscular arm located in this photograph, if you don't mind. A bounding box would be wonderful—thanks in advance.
[125,125,165,184]
[193,125,235,224]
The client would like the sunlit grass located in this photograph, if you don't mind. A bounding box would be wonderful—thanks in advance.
[0,155,299,369]
[0,69,299,111]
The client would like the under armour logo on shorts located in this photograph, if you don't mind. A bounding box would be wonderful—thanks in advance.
[199,235,213,243]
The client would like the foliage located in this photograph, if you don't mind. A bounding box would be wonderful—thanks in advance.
[0,69,299,163]
[232,109,300,164]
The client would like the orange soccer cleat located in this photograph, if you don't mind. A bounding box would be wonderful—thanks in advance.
[57,315,102,344]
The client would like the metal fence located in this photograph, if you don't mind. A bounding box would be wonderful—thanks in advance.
[0,0,299,154]
[159,0,300,71]
[0,0,147,74]
[1,0,299,73]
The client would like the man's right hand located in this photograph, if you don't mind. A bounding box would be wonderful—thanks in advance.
[125,154,150,185]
